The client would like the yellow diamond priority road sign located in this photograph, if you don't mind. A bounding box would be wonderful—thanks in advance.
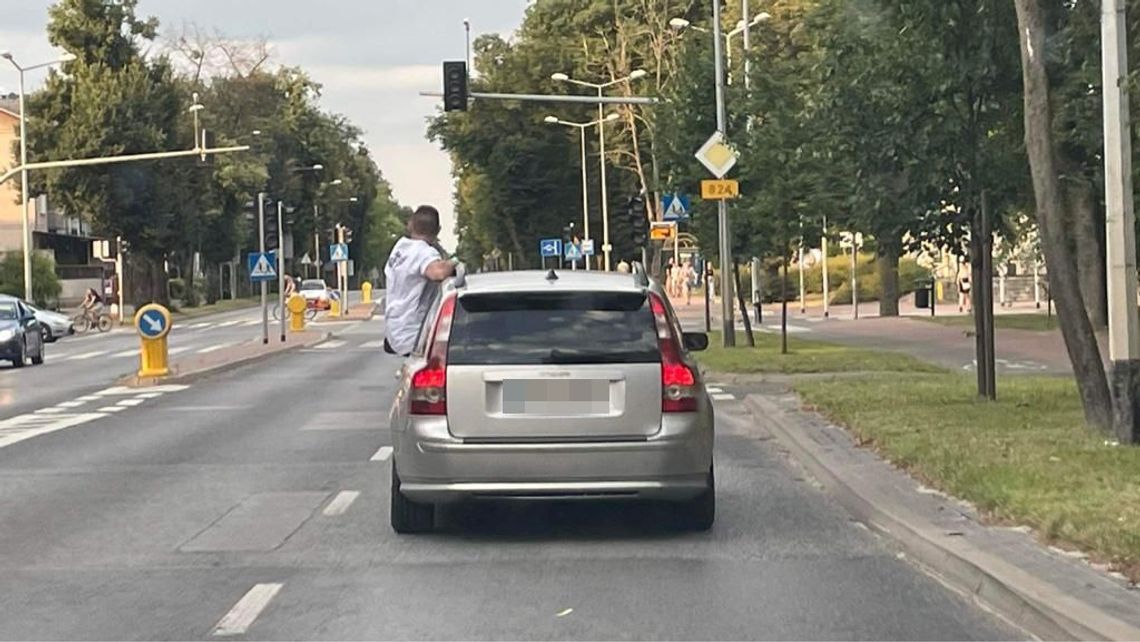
[694,131,738,179]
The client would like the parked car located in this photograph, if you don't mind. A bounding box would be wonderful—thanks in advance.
[299,279,332,310]
[388,265,713,534]
[0,299,45,367]
[0,295,73,342]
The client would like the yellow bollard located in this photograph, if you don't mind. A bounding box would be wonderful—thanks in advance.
[134,303,172,378]
[288,294,308,332]
[330,297,341,317]
[362,281,372,304]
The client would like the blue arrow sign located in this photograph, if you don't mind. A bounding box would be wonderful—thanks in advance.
[138,309,166,339]
[247,251,278,282]
[540,238,562,258]
[662,193,691,221]
[329,243,349,263]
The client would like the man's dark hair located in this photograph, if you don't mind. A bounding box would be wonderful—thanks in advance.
[409,205,441,238]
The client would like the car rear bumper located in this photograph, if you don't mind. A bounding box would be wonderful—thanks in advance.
[393,414,713,503]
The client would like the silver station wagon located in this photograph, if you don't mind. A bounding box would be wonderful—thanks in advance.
[388,265,714,533]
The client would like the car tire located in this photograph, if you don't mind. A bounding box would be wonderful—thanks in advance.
[390,465,434,534]
[31,342,44,365]
[42,326,55,343]
[675,466,715,531]
[12,340,26,368]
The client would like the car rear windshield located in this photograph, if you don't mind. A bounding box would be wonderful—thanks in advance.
[447,291,660,366]
[301,281,325,290]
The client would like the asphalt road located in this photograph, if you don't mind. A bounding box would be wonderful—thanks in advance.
[0,312,1023,640]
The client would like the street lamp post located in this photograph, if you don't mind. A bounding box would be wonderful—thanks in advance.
[544,113,620,271]
[552,69,648,271]
[1,50,76,301]
[669,12,768,87]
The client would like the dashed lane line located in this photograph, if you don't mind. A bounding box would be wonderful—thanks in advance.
[312,340,346,350]
[211,583,283,637]
[712,393,736,401]
[370,446,393,462]
[66,350,108,361]
[321,491,361,516]
[196,343,233,354]
[359,340,385,349]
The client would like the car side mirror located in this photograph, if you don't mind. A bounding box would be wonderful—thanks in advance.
[682,332,709,352]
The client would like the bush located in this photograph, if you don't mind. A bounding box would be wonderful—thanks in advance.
[829,257,931,305]
[0,252,62,307]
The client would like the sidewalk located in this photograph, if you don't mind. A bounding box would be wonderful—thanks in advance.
[121,330,329,387]
[675,293,1084,375]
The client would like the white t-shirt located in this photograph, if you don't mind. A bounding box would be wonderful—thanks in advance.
[384,237,444,355]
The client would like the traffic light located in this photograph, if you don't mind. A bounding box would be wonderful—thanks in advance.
[628,195,647,247]
[343,227,353,244]
[443,61,468,112]
[264,205,279,251]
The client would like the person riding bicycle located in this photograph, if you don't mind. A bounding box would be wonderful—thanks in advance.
[81,287,104,317]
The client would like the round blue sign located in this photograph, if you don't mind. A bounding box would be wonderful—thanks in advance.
[135,304,172,341]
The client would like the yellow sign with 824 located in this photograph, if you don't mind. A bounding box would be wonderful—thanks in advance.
[701,179,740,200]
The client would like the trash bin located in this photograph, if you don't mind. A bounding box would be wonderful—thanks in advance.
[915,285,930,309]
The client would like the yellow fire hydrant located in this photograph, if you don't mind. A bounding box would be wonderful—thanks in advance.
[287,293,308,332]
[362,281,373,304]
[134,303,172,378]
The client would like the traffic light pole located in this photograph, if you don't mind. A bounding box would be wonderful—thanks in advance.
[713,0,735,347]
[337,225,347,317]
[258,193,268,345]
[278,201,286,342]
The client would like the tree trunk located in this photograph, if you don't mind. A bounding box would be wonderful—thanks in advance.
[732,259,755,347]
[126,255,170,308]
[877,237,901,317]
[1014,0,1112,428]
[1063,175,1108,328]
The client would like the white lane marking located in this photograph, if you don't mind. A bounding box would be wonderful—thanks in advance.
[0,412,106,450]
[370,446,393,462]
[211,583,284,637]
[196,343,232,354]
[117,398,146,407]
[215,320,243,328]
[168,347,191,355]
[706,386,725,394]
[57,400,86,408]
[359,340,384,349]
[712,393,736,401]
[67,350,108,361]
[322,491,361,516]
[97,406,127,413]
[76,395,101,402]
[314,340,346,350]
[112,349,138,358]
[136,392,164,399]
[96,384,189,396]
[34,407,65,414]
[188,322,213,329]
[241,319,261,326]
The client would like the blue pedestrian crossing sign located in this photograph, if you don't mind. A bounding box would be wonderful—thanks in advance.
[662,193,691,221]
[565,243,583,261]
[135,304,171,340]
[247,251,278,282]
[329,243,349,263]
[540,238,562,258]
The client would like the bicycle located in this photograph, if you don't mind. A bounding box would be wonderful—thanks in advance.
[272,302,319,321]
[72,308,114,333]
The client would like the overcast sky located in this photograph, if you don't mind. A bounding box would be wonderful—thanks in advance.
[0,0,532,249]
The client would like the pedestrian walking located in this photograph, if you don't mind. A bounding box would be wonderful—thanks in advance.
[957,265,972,313]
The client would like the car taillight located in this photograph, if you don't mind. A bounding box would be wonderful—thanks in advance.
[650,293,698,413]
[409,295,456,415]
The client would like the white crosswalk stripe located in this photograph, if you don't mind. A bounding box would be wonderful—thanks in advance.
[67,350,108,361]
[313,340,346,350]
[216,320,243,328]
[169,347,192,355]
[241,319,261,326]
[196,343,232,354]
[112,349,138,358]
[359,340,384,349]
[187,322,214,329]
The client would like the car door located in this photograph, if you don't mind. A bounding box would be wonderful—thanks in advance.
[17,302,41,353]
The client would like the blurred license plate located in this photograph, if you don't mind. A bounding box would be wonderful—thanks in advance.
[502,380,610,416]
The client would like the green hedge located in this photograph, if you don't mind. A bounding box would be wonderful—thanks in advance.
[707,253,931,305]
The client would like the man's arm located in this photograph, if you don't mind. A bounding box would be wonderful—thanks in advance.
[423,259,457,282]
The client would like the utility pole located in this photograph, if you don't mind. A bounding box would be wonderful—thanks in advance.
[713,0,735,346]
[258,193,269,345]
[822,216,830,319]
[277,202,286,343]
[1102,0,1139,443]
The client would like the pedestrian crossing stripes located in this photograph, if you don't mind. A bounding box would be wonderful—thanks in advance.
[359,340,385,349]
[313,340,346,350]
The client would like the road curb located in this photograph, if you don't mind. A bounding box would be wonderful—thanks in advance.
[121,332,332,387]
[744,393,1140,642]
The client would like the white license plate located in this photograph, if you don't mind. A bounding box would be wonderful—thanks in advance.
[501,380,611,416]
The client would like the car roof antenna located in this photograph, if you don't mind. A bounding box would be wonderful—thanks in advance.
[545,268,559,282]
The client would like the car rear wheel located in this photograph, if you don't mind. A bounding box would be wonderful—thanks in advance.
[390,465,434,534]
[30,341,44,365]
[41,326,54,343]
[675,466,715,531]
